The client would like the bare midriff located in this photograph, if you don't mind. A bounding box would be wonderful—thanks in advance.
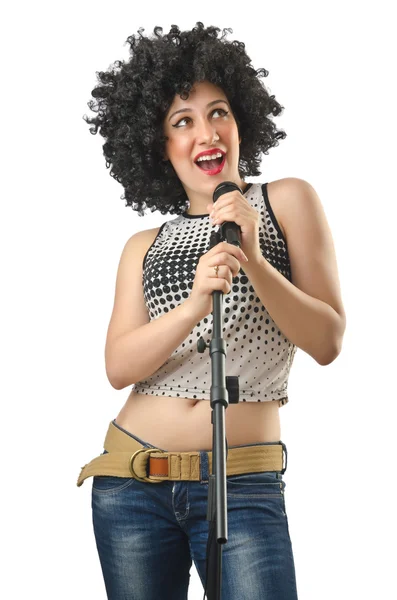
[115,389,282,451]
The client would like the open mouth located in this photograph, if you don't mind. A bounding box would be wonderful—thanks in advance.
[194,153,226,175]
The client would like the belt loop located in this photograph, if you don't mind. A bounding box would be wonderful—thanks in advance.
[200,450,209,483]
[280,441,288,474]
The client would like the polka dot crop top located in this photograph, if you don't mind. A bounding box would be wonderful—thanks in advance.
[133,182,297,406]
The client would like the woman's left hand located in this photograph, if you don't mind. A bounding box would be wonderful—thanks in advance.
[207,190,262,263]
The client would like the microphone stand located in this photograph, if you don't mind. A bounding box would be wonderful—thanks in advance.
[197,182,243,600]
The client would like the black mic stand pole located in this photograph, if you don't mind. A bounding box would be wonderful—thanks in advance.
[197,182,243,600]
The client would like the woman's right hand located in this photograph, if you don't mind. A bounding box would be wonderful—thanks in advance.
[186,241,249,321]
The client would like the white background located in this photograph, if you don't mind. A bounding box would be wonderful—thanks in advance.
[2,1,396,598]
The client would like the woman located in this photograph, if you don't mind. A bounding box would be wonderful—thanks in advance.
[78,23,346,599]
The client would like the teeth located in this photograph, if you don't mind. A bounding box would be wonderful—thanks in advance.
[196,152,224,162]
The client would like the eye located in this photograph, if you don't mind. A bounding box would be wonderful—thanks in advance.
[171,108,229,128]
[212,108,229,118]
[172,116,191,128]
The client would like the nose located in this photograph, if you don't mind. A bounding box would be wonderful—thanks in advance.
[196,118,218,145]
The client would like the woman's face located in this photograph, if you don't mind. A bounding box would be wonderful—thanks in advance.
[163,81,244,199]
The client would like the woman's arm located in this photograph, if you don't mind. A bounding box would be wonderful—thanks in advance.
[243,177,346,365]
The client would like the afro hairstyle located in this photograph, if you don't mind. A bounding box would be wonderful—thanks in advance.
[83,22,287,216]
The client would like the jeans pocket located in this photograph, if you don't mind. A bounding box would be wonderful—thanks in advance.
[92,475,137,494]
[227,471,284,498]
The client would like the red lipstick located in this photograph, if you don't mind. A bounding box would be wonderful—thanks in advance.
[194,148,226,176]
[197,155,226,176]
[194,148,225,162]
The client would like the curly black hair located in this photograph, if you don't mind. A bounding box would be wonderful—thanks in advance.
[83,22,287,217]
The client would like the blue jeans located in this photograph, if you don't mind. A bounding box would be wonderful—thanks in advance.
[91,420,299,599]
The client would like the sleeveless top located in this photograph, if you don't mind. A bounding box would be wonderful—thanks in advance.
[133,182,297,406]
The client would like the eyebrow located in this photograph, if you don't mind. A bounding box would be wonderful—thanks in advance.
[168,99,229,121]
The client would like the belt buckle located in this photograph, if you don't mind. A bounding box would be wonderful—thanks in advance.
[129,447,166,483]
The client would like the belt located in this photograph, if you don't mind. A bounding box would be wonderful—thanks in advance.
[76,421,285,487]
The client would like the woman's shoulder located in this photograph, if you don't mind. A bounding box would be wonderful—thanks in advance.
[131,225,162,244]
[120,226,162,264]
[262,179,291,240]
[266,177,315,206]
[264,177,316,240]
[139,225,162,240]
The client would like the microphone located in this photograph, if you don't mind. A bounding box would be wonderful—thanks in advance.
[213,181,243,249]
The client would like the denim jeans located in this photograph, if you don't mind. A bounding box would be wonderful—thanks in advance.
[91,420,298,599]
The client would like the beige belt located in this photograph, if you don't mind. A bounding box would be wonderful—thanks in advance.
[76,421,284,487]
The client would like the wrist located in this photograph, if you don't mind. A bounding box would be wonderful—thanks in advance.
[244,251,266,268]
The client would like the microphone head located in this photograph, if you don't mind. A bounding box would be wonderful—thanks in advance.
[213,181,243,203]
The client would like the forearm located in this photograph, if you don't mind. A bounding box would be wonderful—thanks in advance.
[243,256,344,365]
[106,302,199,390]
